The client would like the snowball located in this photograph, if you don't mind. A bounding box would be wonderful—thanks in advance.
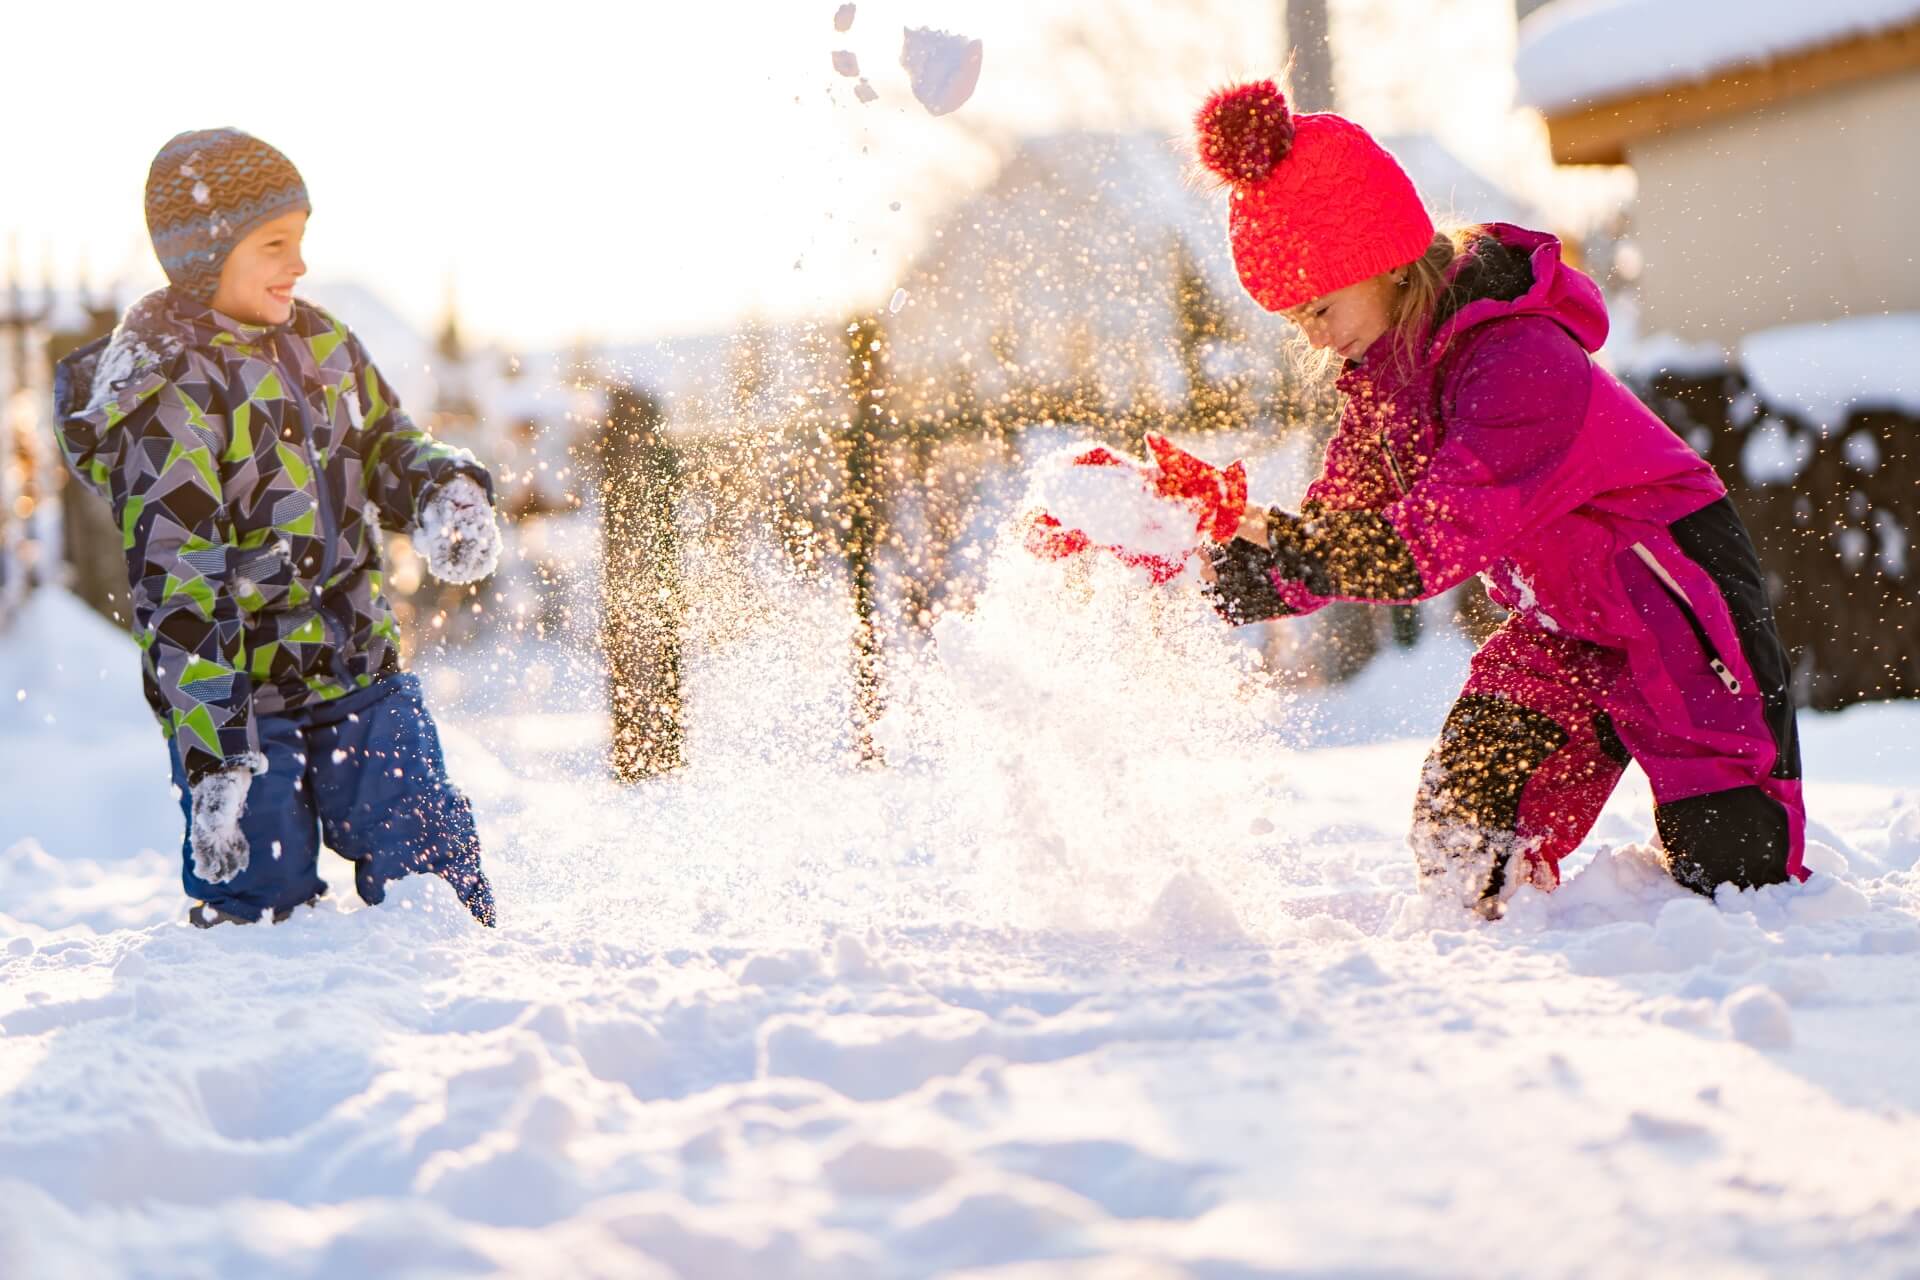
[900,27,983,116]
[1882,806,1920,873]
[1724,985,1793,1050]
[1138,869,1249,948]
[832,49,859,77]
[854,79,878,104]
[834,3,855,32]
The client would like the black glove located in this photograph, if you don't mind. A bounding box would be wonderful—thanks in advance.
[1204,535,1294,624]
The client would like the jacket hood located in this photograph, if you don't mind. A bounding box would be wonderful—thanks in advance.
[55,288,299,425]
[1429,222,1609,356]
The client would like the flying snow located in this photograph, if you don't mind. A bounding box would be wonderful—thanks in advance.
[900,26,983,116]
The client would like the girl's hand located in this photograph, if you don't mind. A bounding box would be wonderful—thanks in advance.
[1232,506,1270,547]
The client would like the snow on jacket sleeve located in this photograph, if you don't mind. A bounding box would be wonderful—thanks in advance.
[1265,315,1592,610]
[60,333,260,784]
[344,327,494,531]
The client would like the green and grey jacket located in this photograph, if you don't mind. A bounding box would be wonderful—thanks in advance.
[53,289,492,785]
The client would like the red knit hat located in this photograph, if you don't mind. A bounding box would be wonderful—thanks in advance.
[1195,80,1434,313]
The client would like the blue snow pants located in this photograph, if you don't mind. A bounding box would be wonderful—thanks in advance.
[169,672,483,922]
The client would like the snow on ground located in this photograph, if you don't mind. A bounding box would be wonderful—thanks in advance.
[4,478,1920,1277]
[1516,0,1920,114]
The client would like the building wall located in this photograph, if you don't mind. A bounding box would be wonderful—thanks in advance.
[1631,69,1920,347]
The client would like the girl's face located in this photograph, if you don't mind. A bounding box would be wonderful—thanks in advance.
[210,209,308,326]
[1285,271,1401,362]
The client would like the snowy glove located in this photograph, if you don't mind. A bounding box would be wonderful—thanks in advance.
[417,476,500,585]
[189,767,253,884]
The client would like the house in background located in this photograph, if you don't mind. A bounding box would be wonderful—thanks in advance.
[1515,0,1920,709]
[1517,0,1920,347]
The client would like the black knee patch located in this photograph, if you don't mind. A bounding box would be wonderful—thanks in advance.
[1669,499,1801,781]
[1655,786,1791,896]
[1426,695,1569,830]
[1421,696,1569,901]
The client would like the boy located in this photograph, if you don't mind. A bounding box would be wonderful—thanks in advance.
[53,128,502,928]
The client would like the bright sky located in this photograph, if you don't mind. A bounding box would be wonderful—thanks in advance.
[2,0,1533,351]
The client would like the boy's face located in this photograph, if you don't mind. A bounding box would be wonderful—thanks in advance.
[210,209,308,326]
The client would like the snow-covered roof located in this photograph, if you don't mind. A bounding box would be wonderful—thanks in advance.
[1517,0,1920,114]
[1738,312,1920,427]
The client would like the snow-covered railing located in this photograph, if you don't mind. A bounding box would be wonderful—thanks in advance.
[1625,314,1919,709]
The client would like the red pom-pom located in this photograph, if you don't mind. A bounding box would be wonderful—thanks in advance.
[1195,80,1295,185]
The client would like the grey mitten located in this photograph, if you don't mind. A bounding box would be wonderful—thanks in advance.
[416,476,501,584]
[190,767,253,884]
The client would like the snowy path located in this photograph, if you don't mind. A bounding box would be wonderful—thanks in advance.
[4,581,1920,1277]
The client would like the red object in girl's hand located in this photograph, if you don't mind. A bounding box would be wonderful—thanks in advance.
[1022,435,1248,584]
[1144,432,1248,542]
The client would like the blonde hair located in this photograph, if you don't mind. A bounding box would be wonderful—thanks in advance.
[1287,222,1487,384]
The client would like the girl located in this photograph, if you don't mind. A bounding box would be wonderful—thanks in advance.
[1193,81,1805,916]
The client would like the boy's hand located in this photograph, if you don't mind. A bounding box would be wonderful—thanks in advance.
[418,476,501,585]
[190,767,253,884]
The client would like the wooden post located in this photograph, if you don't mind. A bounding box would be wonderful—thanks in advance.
[596,383,685,780]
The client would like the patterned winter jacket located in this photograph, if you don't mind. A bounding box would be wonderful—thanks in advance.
[53,289,492,785]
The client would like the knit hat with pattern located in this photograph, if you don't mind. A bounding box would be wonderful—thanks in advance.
[145,129,310,302]
[1195,81,1433,313]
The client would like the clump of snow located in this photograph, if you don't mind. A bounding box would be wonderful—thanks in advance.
[1026,445,1202,567]
[1738,313,1920,428]
[1517,0,1920,114]
[900,26,983,116]
[1724,984,1794,1049]
[1136,868,1251,948]
[1883,805,1920,872]
[831,49,858,77]
[854,79,878,105]
[833,3,855,33]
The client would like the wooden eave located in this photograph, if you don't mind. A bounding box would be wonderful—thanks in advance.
[1538,15,1920,164]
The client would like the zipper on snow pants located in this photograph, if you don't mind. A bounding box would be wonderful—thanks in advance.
[1629,541,1742,694]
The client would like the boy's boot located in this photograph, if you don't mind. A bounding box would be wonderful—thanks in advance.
[188,892,323,929]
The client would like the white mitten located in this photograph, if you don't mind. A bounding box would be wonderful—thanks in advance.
[190,767,253,884]
[416,476,500,585]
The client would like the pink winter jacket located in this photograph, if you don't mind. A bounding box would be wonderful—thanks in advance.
[1270,223,1727,652]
